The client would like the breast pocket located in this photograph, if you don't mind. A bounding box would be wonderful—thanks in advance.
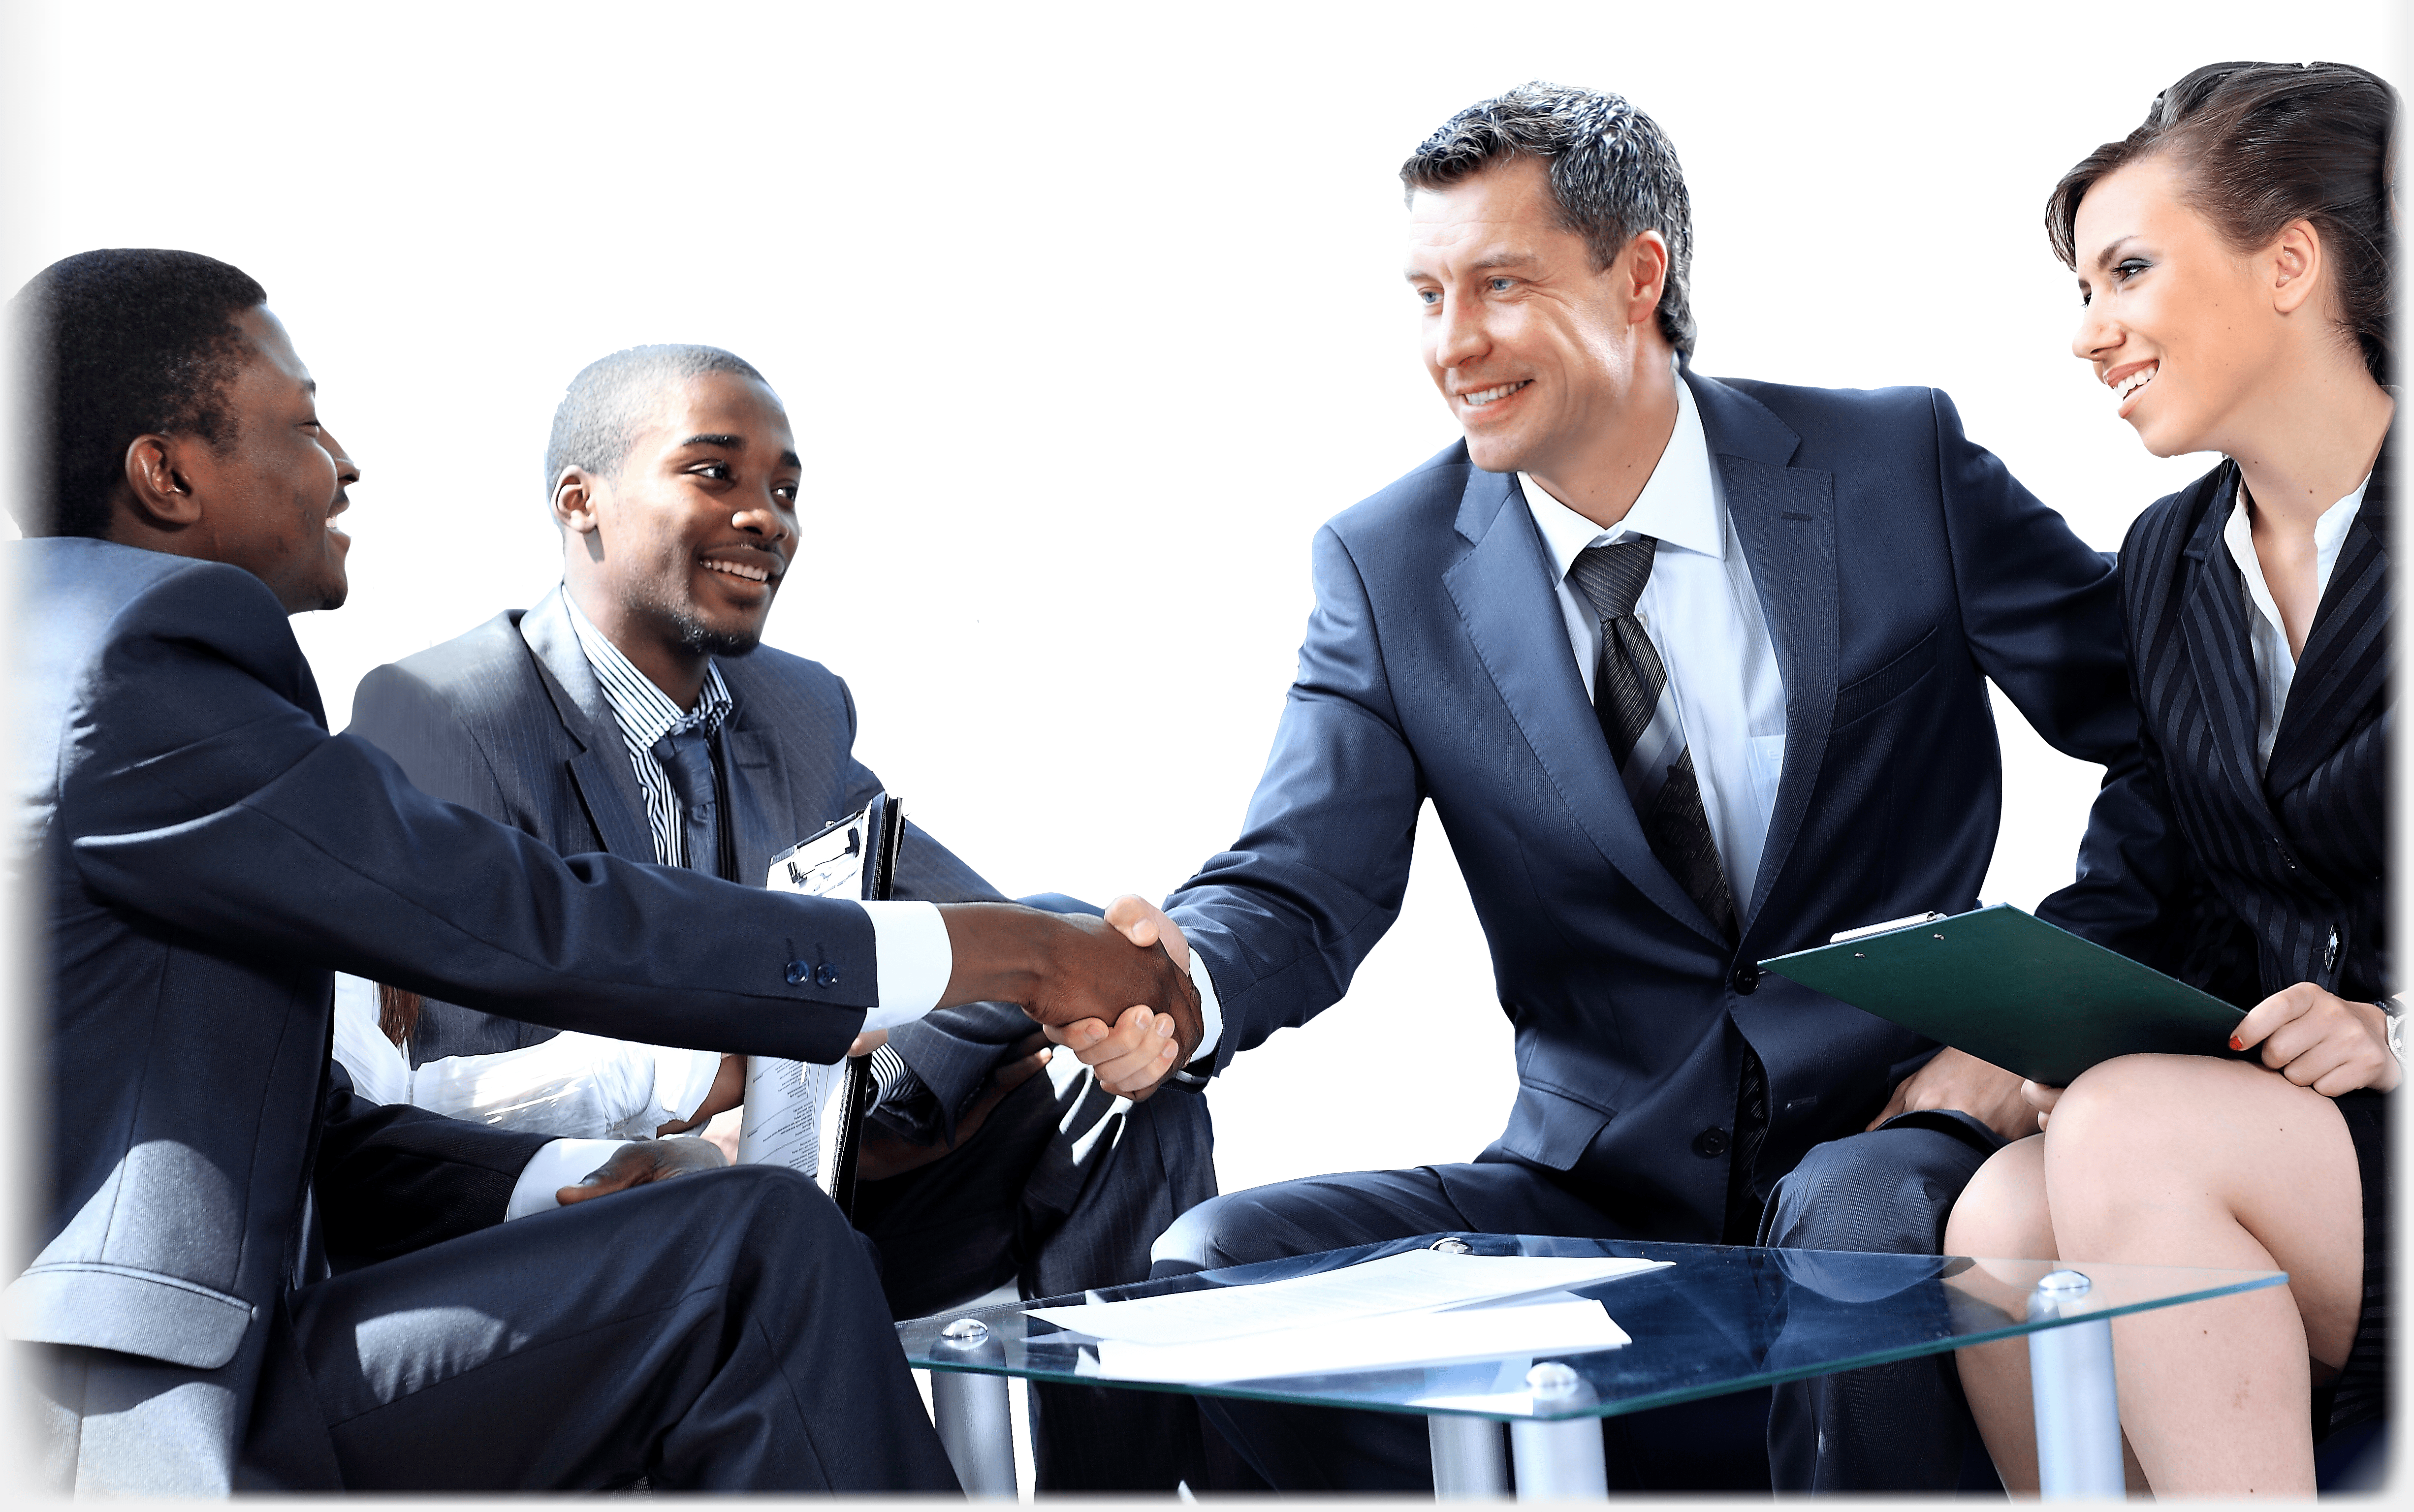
[1831,627,1939,732]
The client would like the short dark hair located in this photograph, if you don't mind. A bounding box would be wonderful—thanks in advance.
[1402,82,1697,355]
[543,344,769,497]
[9,249,267,538]
[2046,61,2398,384]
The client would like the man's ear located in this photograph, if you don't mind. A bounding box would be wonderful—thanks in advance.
[121,434,205,528]
[1620,229,1671,333]
[552,467,610,565]
[2270,219,2325,317]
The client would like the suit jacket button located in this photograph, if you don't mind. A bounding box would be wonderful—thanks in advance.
[1731,965,1762,995]
[814,963,841,988]
[785,960,810,985]
[1693,1128,1731,1158]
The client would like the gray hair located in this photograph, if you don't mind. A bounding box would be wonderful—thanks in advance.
[1402,82,1697,355]
[544,344,768,494]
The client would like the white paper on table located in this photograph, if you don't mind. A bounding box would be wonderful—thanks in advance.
[1090,1297,1629,1385]
[1026,1250,1666,1346]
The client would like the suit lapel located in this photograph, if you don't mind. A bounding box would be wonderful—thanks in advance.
[2265,441,2393,798]
[517,587,658,862]
[2174,468,2277,824]
[716,663,801,887]
[1441,463,1724,945]
[1684,374,1835,942]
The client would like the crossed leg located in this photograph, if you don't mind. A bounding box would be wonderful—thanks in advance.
[1945,1054,2363,1496]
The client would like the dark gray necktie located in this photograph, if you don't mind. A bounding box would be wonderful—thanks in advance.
[650,727,725,879]
[1570,538,1764,1242]
[1568,538,1735,938]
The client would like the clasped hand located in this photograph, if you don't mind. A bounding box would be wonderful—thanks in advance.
[2022,980,2398,1131]
[1037,895,1197,1101]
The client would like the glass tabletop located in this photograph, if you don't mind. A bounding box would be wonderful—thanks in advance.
[897,1232,2283,1422]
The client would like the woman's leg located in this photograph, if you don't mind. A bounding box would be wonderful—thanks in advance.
[1945,1134,2054,1492]
[2043,1054,2364,1496]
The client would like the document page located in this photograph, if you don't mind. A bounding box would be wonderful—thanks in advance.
[1026,1250,1665,1346]
[734,813,874,1191]
[1090,1297,1630,1384]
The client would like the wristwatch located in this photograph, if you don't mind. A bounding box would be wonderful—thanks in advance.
[2380,995,2406,1066]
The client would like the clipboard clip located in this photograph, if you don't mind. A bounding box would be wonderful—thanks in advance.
[1828,911,1946,945]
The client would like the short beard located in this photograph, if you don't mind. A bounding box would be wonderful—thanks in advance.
[667,605,762,659]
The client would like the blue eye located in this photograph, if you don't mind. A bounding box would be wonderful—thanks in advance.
[1416,288,1440,306]
[1488,277,1514,292]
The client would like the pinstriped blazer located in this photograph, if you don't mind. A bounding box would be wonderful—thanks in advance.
[2112,444,2391,1006]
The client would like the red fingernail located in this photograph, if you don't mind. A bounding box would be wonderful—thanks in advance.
[2228,1035,2245,1051]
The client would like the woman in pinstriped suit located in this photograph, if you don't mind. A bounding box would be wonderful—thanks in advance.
[1947,62,2396,1496]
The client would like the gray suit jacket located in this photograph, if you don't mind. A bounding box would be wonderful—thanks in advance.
[348,586,1039,1127]
[8,541,889,1490]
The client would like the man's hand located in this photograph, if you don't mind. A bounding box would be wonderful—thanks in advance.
[858,1034,1053,1182]
[1039,895,1195,1101]
[2234,982,2401,1096]
[556,1136,726,1205]
[936,902,1203,1071]
[1866,1046,2033,1142]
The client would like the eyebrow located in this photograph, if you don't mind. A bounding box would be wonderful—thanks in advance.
[680,430,801,466]
[2086,236,2139,271]
[1403,250,1544,281]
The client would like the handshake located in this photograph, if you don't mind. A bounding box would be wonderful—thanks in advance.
[935,895,1199,1102]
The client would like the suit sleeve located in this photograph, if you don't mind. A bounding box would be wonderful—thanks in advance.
[1164,523,1425,1073]
[1926,389,2173,956]
[314,1060,548,1268]
[64,567,875,1065]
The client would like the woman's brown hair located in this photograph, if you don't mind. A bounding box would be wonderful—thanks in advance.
[2046,61,2398,384]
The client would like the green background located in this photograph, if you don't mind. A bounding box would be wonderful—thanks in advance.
[57,5,2375,1193]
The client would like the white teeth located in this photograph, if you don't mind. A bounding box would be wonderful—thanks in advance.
[2112,364,2158,402]
[703,560,769,582]
[1464,380,1529,407]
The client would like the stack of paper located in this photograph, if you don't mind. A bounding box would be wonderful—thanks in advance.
[1025,1250,1664,1385]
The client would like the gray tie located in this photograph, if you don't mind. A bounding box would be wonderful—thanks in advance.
[650,727,725,879]
[1570,538,1766,1241]
[1567,538,1734,939]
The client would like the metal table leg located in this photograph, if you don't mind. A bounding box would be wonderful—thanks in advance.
[2027,1270,2125,1499]
[1510,1363,1607,1499]
[1429,1414,1509,1497]
[931,1318,1017,1497]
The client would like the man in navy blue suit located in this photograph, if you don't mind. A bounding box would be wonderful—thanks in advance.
[1107,83,2158,1492]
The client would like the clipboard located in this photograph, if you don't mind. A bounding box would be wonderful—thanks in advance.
[1758,904,2247,1087]
[746,793,907,1221]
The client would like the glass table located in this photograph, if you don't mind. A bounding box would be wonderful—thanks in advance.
[897,1231,2284,1500]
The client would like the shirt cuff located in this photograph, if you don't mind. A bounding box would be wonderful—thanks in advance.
[506,1138,627,1220]
[1188,947,1223,1065]
[859,899,951,1032]
[648,1046,725,1126]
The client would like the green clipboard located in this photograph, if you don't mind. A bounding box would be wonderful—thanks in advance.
[1759,905,2246,1087]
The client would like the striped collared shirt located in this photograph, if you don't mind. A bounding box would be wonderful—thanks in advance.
[562,592,735,871]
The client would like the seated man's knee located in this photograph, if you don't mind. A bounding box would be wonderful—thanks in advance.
[1151,1190,1254,1276]
[1763,1131,1974,1254]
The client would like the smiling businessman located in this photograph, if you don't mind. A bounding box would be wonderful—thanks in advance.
[1103,83,2170,1493]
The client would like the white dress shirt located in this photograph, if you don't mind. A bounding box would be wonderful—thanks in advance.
[1519,361,1788,910]
[2222,475,2369,773]
[1184,362,1782,1062]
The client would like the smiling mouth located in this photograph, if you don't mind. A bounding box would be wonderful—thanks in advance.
[1462,379,1532,408]
[701,558,774,584]
[2110,363,2158,405]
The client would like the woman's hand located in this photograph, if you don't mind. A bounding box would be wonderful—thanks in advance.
[2022,1079,2064,1132]
[2232,982,2401,1096]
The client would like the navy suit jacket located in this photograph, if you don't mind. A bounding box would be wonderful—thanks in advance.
[1166,371,2153,1241]
[8,539,889,1487]
[346,586,1032,1130]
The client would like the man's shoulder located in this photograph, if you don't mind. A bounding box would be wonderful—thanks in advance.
[1324,438,1482,544]
[15,537,300,687]
[719,641,852,724]
[1700,372,1943,451]
[351,610,553,750]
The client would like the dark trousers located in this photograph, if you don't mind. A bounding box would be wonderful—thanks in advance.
[271,1165,955,1491]
[1759,1113,2004,1493]
[1148,1162,1773,1493]
[855,1054,1219,1492]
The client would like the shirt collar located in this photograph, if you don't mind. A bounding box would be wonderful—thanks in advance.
[1518,357,1725,580]
[561,588,735,751]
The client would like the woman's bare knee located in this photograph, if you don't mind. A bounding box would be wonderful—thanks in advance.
[1946,1134,2053,1260]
